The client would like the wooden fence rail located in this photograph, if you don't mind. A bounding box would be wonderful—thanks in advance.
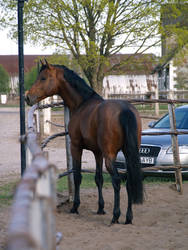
[7,104,62,250]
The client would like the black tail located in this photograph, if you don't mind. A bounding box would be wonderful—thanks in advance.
[119,109,143,204]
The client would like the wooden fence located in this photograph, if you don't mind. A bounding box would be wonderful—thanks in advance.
[108,90,188,116]
[7,96,188,249]
[7,104,63,250]
[132,99,188,194]
[40,97,188,194]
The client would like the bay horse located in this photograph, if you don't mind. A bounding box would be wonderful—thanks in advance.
[25,60,143,224]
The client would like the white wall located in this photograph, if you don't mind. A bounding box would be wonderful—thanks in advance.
[169,60,177,90]
[103,74,158,94]
[10,75,19,94]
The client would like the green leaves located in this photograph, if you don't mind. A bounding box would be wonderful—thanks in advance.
[0,65,10,94]
[24,66,38,91]
[160,2,188,54]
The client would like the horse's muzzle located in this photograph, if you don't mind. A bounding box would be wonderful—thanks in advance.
[25,94,36,106]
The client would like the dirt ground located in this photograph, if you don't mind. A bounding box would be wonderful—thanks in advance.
[1,108,188,250]
[57,184,188,250]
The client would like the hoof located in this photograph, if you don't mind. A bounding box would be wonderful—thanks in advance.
[70,207,79,214]
[125,219,132,224]
[111,218,119,224]
[97,209,106,215]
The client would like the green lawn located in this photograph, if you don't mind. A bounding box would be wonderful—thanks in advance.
[56,173,177,192]
[0,173,183,208]
[0,181,18,207]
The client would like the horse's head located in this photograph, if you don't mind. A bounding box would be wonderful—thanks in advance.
[25,60,59,106]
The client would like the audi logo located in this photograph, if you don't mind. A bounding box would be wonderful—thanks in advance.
[139,147,150,154]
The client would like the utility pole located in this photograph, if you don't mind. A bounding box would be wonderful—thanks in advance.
[18,0,28,175]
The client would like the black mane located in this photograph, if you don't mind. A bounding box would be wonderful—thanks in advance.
[40,64,102,101]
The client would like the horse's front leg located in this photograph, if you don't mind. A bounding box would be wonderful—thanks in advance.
[70,146,82,214]
[94,152,105,215]
[105,158,121,224]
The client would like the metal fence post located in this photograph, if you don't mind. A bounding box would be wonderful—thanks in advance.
[64,105,74,201]
[168,103,183,194]
[18,0,28,176]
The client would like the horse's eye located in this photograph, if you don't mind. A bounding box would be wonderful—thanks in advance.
[41,77,46,81]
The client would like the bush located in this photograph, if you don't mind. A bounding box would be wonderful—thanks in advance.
[0,64,10,94]
[25,66,38,90]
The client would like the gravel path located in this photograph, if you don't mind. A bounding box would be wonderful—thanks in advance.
[0,107,96,182]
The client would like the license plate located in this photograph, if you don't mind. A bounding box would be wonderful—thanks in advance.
[140,157,154,164]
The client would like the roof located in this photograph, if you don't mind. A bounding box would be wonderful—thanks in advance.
[105,53,159,75]
[0,55,50,76]
[0,53,159,77]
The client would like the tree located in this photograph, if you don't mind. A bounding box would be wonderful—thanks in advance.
[174,45,188,90]
[0,64,10,94]
[159,2,188,90]
[25,54,83,90]
[25,66,38,91]
[160,2,188,61]
[1,0,187,94]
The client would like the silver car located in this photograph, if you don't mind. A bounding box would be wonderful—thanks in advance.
[116,105,188,177]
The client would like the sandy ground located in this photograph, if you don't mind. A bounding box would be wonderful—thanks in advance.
[1,108,188,250]
[56,184,188,250]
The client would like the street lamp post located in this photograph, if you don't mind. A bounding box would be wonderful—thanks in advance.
[18,0,27,175]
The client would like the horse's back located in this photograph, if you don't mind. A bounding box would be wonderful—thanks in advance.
[97,99,140,129]
[69,98,141,156]
[96,99,141,157]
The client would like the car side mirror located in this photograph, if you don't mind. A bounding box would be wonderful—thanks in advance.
[148,121,156,128]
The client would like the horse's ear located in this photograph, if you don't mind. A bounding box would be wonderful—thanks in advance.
[40,59,45,66]
[44,59,52,69]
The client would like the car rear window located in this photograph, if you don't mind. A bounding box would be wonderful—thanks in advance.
[154,109,188,129]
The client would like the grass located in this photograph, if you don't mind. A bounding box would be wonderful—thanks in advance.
[136,103,168,110]
[0,181,18,207]
[137,103,187,115]
[56,172,179,192]
[0,174,184,207]
[57,173,112,192]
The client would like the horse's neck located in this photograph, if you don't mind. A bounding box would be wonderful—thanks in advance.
[58,81,84,112]
[58,77,103,112]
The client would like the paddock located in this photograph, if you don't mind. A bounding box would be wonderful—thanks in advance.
[1,107,188,250]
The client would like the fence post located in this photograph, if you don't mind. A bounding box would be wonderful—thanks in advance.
[168,103,183,194]
[168,90,174,100]
[43,97,51,135]
[64,105,74,201]
[155,86,159,116]
[26,109,40,168]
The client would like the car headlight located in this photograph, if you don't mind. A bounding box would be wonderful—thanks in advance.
[167,145,188,154]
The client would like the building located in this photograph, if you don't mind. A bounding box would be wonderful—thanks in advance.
[155,3,188,96]
[103,54,159,97]
[0,53,159,97]
[0,55,49,94]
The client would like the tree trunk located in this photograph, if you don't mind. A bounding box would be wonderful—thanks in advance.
[91,78,103,96]
[83,67,104,96]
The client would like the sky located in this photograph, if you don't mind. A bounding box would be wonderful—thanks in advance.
[0,29,55,55]
[0,29,161,56]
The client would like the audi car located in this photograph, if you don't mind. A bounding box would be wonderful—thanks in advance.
[115,104,188,177]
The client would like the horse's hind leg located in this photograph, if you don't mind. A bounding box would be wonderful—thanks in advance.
[105,158,121,224]
[125,177,133,224]
[70,146,82,214]
[94,152,105,214]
